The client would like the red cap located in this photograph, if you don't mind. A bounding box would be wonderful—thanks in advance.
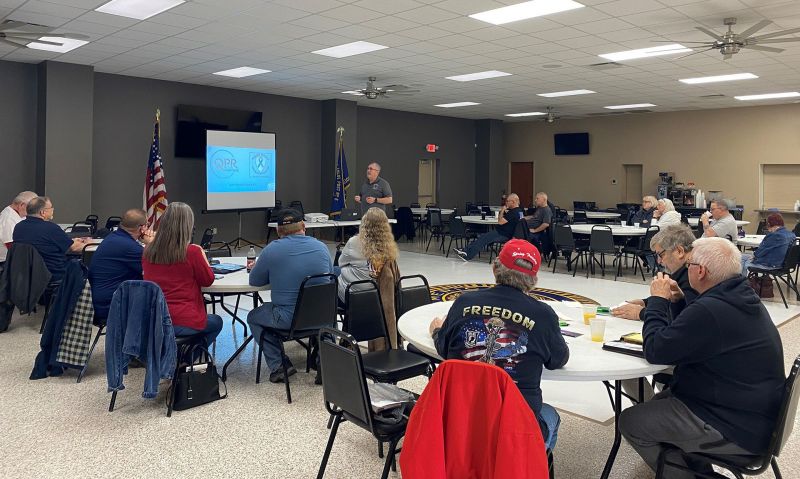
[498,239,541,277]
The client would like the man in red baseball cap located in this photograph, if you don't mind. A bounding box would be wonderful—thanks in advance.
[429,239,570,451]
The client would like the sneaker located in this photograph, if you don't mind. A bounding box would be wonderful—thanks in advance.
[454,248,469,262]
[269,366,297,383]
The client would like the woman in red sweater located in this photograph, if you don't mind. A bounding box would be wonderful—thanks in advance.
[142,202,222,346]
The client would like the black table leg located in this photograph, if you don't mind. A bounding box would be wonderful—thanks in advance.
[221,334,253,381]
[601,379,623,479]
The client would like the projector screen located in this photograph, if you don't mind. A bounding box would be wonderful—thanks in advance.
[206,130,276,211]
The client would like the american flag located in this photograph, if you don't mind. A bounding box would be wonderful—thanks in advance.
[143,112,168,227]
[461,319,527,369]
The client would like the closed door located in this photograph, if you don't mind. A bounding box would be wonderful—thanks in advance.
[623,164,643,203]
[510,162,534,208]
[418,159,436,206]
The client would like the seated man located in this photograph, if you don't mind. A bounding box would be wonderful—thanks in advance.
[12,196,87,283]
[0,191,37,268]
[741,213,796,275]
[701,199,738,242]
[525,192,552,250]
[620,238,784,478]
[247,209,334,383]
[430,240,569,450]
[88,209,154,321]
[455,193,524,261]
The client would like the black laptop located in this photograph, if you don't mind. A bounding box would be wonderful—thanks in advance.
[339,208,361,221]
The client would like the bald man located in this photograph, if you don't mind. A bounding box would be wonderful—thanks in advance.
[88,209,154,321]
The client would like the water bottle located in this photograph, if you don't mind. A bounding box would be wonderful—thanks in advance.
[246,246,256,272]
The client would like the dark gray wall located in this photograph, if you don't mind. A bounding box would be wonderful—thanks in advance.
[92,73,321,242]
[356,106,476,211]
[475,119,506,205]
[0,61,37,202]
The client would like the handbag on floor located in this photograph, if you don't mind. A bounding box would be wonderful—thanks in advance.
[169,345,227,411]
[748,275,774,299]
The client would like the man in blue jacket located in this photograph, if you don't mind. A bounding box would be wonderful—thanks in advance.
[741,213,796,274]
[619,237,784,477]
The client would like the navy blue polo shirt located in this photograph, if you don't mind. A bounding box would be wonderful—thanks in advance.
[88,229,144,319]
[13,216,73,282]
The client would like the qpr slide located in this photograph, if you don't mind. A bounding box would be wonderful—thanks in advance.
[206,130,276,211]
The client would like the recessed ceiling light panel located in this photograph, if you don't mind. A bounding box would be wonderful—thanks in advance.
[27,37,89,53]
[680,73,758,84]
[505,112,547,117]
[735,92,800,101]
[96,0,185,20]
[445,70,512,82]
[311,41,388,58]
[604,103,656,110]
[599,44,691,62]
[213,67,271,78]
[537,89,595,98]
[434,102,480,108]
[470,0,585,26]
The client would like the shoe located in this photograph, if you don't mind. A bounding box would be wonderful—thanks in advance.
[269,366,297,383]
[454,248,469,262]
[314,371,322,385]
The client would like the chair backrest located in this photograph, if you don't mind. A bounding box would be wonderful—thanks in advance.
[589,225,615,252]
[756,220,767,235]
[553,224,575,249]
[781,244,800,271]
[448,216,466,236]
[344,279,390,344]
[67,222,93,237]
[425,202,438,208]
[84,215,99,235]
[199,227,215,249]
[770,355,800,457]
[81,243,98,267]
[573,210,588,223]
[427,208,442,227]
[104,216,122,230]
[793,222,800,237]
[319,327,374,430]
[396,275,431,318]
[512,219,529,240]
[289,273,337,337]
[641,226,660,253]
[289,200,304,215]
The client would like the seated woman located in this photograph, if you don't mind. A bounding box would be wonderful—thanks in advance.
[337,208,401,348]
[652,198,681,228]
[631,195,657,227]
[741,213,797,275]
[142,202,222,347]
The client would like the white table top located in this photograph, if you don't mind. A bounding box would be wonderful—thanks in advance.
[201,256,270,294]
[570,224,646,236]
[410,208,455,216]
[267,219,395,228]
[461,215,499,225]
[567,211,622,219]
[738,235,765,248]
[398,300,669,382]
[687,218,749,227]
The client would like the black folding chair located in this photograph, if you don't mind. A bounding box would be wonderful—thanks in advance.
[317,327,408,479]
[425,208,445,253]
[199,227,231,257]
[444,216,468,257]
[80,243,100,268]
[748,245,800,308]
[549,224,586,275]
[656,355,800,479]
[588,225,622,280]
[395,275,440,373]
[289,200,305,215]
[622,226,660,280]
[256,273,337,403]
[104,216,122,230]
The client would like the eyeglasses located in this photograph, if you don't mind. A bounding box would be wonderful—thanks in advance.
[655,249,670,259]
[686,262,705,272]
[366,167,379,171]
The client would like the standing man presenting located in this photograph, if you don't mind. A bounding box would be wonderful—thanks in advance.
[354,162,393,215]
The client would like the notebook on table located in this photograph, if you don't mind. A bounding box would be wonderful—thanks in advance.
[603,340,644,358]
[211,263,245,275]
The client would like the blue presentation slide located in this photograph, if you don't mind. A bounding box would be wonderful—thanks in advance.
[206,146,276,193]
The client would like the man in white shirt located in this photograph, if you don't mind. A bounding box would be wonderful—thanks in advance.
[0,191,37,266]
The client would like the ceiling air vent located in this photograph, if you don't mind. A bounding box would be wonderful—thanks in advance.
[699,94,726,99]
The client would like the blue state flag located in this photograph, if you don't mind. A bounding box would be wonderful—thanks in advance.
[330,137,350,215]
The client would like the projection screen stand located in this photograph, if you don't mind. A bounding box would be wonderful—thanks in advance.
[226,210,262,250]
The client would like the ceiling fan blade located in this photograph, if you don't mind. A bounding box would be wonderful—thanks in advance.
[0,21,28,32]
[749,26,800,41]
[723,53,733,60]
[0,37,25,48]
[651,40,714,44]
[675,46,715,60]
[387,89,420,94]
[738,19,773,39]
[696,26,725,42]
[752,37,800,44]
[745,44,785,53]
[382,84,410,90]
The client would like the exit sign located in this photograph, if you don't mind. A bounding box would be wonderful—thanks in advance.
[426,144,439,152]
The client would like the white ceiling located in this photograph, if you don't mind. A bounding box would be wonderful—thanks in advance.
[2,0,800,120]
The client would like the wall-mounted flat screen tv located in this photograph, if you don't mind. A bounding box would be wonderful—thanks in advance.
[554,132,590,155]
[175,105,263,158]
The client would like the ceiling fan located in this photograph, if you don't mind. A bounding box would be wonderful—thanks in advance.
[0,20,89,49]
[544,107,560,124]
[346,76,420,99]
[663,17,800,60]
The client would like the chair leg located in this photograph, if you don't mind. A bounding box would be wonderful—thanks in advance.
[256,332,264,384]
[378,440,384,458]
[774,275,788,308]
[77,326,105,383]
[771,457,782,479]
[280,342,292,404]
[380,439,398,479]
[108,391,118,412]
[317,414,342,479]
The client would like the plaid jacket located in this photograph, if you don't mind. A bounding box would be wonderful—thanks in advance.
[56,281,95,368]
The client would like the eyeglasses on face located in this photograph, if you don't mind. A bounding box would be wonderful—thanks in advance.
[366,167,379,171]
[655,249,670,259]
[686,262,706,272]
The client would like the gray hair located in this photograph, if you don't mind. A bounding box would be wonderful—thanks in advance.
[26,196,51,216]
[690,237,741,285]
[657,198,675,212]
[711,199,735,211]
[536,192,548,201]
[651,224,695,252]
[368,162,381,171]
[493,259,538,292]
[507,193,520,202]
[13,191,37,205]
[643,196,658,207]
[143,202,194,264]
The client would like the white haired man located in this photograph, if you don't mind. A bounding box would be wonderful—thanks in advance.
[0,191,37,267]
[619,237,784,478]
[430,239,569,451]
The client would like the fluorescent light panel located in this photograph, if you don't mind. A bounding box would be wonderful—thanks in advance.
[599,44,691,62]
[434,102,480,108]
[604,103,656,110]
[470,0,585,25]
[27,37,89,53]
[213,67,271,78]
[445,70,512,82]
[537,89,595,98]
[95,0,184,20]
[735,92,800,101]
[311,41,387,58]
[680,73,758,84]
[505,112,547,117]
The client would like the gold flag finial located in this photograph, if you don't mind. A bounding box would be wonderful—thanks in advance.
[156,109,161,122]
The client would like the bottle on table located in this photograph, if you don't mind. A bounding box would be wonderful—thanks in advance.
[246,246,256,272]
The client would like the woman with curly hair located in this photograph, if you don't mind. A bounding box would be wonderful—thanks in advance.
[337,208,401,348]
